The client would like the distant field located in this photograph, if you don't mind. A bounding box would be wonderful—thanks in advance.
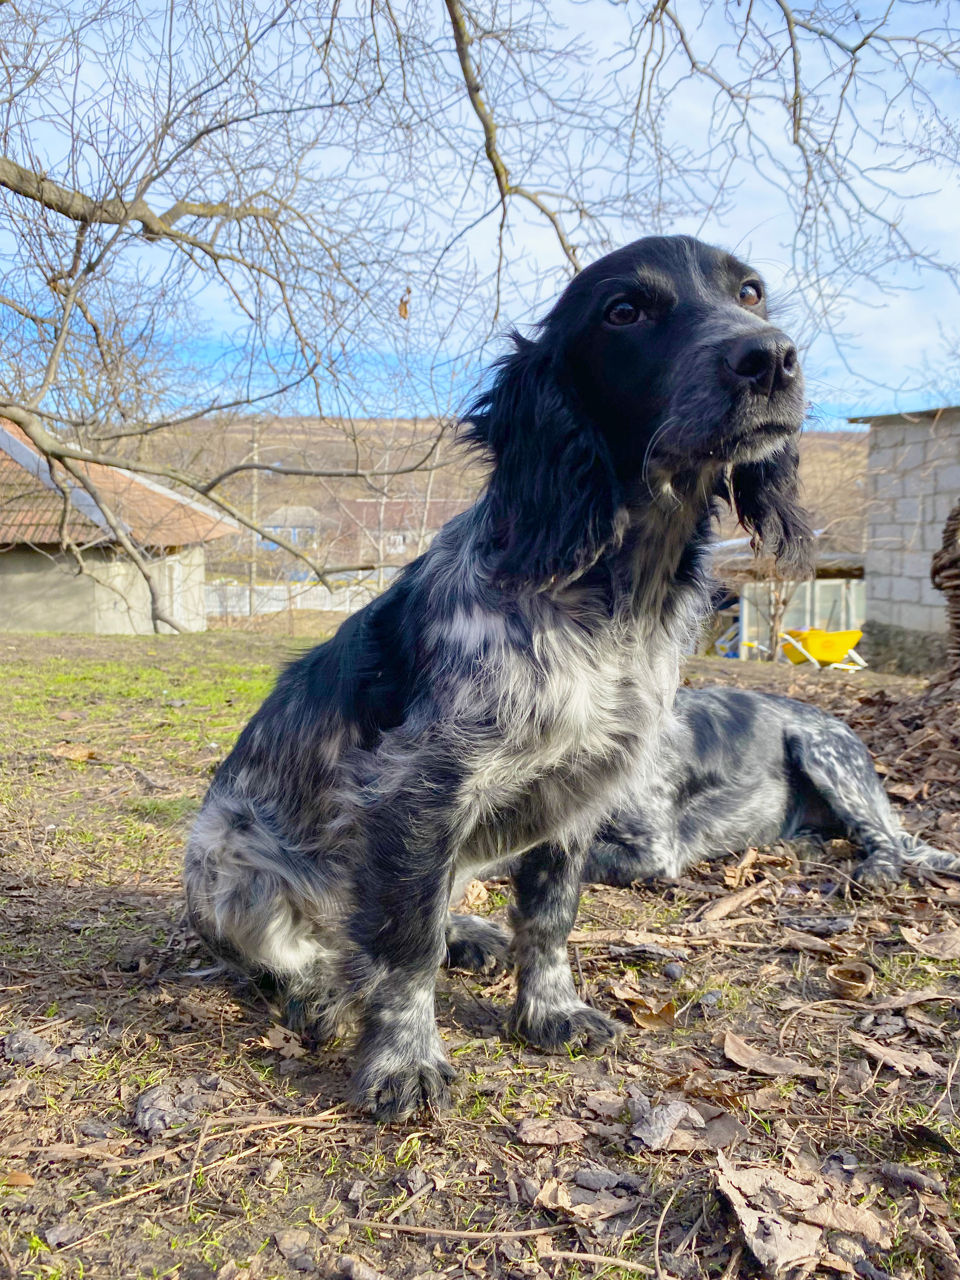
[0,633,957,1279]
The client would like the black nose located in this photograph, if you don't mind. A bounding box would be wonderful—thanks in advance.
[723,332,798,397]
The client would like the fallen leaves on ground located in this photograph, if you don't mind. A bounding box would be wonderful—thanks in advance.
[847,1030,946,1078]
[901,924,960,959]
[716,1152,892,1278]
[260,1023,307,1059]
[627,1090,745,1152]
[514,1116,586,1146]
[603,979,676,1031]
[535,1177,640,1225]
[723,1032,822,1080]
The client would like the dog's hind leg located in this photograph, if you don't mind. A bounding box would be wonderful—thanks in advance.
[509,842,621,1050]
[184,796,340,1032]
[787,721,959,887]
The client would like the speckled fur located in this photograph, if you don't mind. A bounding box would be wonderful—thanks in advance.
[583,686,960,888]
[184,235,810,1119]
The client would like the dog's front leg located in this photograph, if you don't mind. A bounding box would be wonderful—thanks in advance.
[509,842,621,1050]
[347,817,456,1122]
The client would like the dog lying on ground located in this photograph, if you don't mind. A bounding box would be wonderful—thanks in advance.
[582,686,958,889]
[184,234,809,1120]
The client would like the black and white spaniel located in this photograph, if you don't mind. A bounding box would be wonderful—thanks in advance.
[583,686,958,888]
[184,235,810,1119]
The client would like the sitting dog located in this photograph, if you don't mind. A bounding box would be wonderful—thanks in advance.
[184,235,810,1119]
[583,686,958,888]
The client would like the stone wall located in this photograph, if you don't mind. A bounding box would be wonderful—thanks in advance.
[865,408,960,669]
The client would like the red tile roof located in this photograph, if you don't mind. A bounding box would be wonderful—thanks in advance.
[0,421,237,549]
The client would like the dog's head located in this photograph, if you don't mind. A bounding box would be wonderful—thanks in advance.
[467,234,811,589]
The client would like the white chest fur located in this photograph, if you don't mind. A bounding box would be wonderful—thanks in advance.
[439,603,682,863]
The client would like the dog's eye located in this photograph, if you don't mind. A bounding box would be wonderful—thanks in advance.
[604,300,641,326]
[739,281,763,307]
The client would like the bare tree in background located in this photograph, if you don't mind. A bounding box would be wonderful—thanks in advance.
[0,1,957,628]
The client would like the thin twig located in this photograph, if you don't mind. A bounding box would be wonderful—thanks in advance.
[542,1252,654,1276]
[654,1182,683,1280]
[719,1243,743,1280]
[344,1218,569,1242]
[384,1179,435,1222]
[181,1116,210,1212]
[87,1149,252,1213]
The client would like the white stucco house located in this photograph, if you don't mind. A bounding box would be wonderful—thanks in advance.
[0,420,238,633]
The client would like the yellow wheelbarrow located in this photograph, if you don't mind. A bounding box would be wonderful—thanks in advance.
[781,628,866,671]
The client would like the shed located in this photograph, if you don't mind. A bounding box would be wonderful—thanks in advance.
[0,421,237,633]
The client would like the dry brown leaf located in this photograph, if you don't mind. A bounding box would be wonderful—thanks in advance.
[724,1031,821,1079]
[582,1090,626,1120]
[873,986,960,1010]
[630,1098,705,1149]
[677,1068,745,1103]
[606,983,676,1031]
[2,1170,35,1187]
[51,743,102,762]
[887,781,923,801]
[715,1154,822,1275]
[803,1201,892,1247]
[515,1116,585,1146]
[535,1177,639,1223]
[457,879,489,910]
[848,1030,946,1078]
[666,1102,746,1152]
[901,925,960,961]
[260,1024,306,1059]
[779,928,842,956]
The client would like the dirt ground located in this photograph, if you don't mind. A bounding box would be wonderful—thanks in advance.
[0,633,958,1280]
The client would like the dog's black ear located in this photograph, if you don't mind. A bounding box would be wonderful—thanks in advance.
[729,440,814,574]
[465,333,624,590]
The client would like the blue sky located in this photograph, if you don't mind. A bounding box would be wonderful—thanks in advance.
[4,1,958,432]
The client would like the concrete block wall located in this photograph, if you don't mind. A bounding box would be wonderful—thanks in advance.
[865,408,960,635]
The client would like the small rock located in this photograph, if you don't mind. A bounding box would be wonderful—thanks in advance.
[133,1077,219,1138]
[78,1119,115,1140]
[663,962,684,981]
[45,1222,83,1249]
[339,1256,388,1280]
[290,1253,315,1273]
[700,989,722,1007]
[275,1229,311,1260]
[261,1157,283,1186]
[3,1030,62,1067]
[574,1167,619,1192]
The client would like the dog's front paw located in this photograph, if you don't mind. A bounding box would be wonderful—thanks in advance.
[511,1001,622,1052]
[351,1050,456,1122]
[445,915,510,974]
